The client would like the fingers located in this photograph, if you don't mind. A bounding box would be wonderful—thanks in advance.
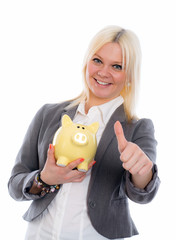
[138,160,153,176]
[71,174,86,182]
[67,158,96,172]
[45,144,96,184]
[88,160,96,170]
[67,158,84,171]
[61,159,96,183]
[123,157,145,175]
[120,144,140,174]
[47,144,56,164]
[114,123,153,177]
[64,170,86,183]
[120,142,153,175]
[114,121,128,153]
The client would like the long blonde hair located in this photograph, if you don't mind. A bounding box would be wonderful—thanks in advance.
[66,25,142,122]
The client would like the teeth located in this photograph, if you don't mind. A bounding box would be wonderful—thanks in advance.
[96,80,109,85]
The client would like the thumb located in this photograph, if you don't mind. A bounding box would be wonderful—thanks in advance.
[114,121,128,153]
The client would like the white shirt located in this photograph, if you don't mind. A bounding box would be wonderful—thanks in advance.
[25,96,124,240]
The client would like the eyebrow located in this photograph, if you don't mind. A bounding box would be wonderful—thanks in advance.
[93,54,122,64]
[93,54,102,59]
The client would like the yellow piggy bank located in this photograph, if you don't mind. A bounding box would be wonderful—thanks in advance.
[53,114,99,172]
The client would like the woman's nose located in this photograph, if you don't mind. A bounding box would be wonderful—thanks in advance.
[97,66,110,78]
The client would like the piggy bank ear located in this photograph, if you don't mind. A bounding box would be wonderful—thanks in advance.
[88,122,99,134]
[62,114,73,127]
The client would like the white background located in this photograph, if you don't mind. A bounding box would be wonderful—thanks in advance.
[0,0,176,239]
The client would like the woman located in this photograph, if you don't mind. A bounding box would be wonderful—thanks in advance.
[8,25,160,239]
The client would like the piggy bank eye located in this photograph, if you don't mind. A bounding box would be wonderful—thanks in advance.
[82,127,85,130]
[77,126,80,128]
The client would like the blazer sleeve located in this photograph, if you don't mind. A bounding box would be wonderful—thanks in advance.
[8,105,47,201]
[125,118,161,204]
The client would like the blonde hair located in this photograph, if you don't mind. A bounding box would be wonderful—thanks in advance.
[66,25,142,122]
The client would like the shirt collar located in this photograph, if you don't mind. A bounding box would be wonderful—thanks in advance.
[97,96,124,124]
[76,96,124,125]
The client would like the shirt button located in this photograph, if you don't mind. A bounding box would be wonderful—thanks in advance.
[89,201,96,208]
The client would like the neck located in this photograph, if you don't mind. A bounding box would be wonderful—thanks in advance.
[85,96,120,114]
[84,90,122,113]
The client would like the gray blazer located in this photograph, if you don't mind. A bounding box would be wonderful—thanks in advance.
[8,102,160,239]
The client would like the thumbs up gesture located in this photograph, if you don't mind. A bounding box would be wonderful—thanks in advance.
[114,121,153,189]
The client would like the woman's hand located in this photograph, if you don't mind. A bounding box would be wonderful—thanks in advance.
[114,121,153,189]
[40,144,95,186]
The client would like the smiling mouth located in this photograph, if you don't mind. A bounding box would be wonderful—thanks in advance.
[94,78,111,86]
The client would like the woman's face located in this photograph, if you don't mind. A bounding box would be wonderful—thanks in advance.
[86,42,126,106]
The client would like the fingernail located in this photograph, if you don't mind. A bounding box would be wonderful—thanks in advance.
[80,158,84,162]
[92,161,96,166]
[49,144,52,150]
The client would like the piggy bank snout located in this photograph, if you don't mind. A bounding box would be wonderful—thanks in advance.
[72,132,88,145]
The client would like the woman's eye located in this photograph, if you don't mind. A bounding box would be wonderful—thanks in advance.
[113,64,122,70]
[92,58,102,64]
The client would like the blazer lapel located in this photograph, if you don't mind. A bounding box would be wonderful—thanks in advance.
[88,104,127,190]
[95,104,126,161]
[62,104,78,120]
